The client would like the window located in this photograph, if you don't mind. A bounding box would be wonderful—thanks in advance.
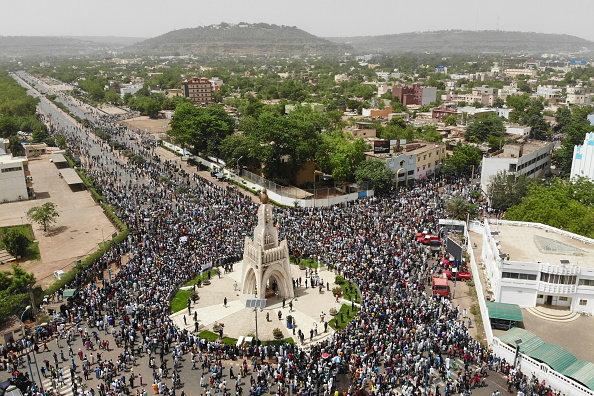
[1,166,22,173]
[580,299,588,306]
[559,297,568,301]
[503,272,536,280]
[541,273,576,285]
[578,279,594,286]
[537,294,544,299]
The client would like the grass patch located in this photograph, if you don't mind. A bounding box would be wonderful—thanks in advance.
[290,257,318,269]
[199,330,220,341]
[0,225,40,261]
[171,290,191,313]
[340,281,361,303]
[329,304,359,330]
[184,269,217,286]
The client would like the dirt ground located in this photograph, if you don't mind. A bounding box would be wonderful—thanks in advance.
[0,153,117,289]
[120,116,170,136]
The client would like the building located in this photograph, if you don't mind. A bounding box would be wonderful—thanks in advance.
[392,84,437,106]
[570,132,594,180]
[480,140,554,192]
[431,104,458,121]
[0,139,32,203]
[478,218,594,314]
[362,106,393,118]
[181,77,214,106]
[365,141,446,182]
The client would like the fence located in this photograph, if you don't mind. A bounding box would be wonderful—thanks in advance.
[464,219,594,395]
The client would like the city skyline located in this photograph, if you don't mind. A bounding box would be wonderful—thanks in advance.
[2,0,594,42]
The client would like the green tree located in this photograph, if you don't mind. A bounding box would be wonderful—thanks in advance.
[487,171,530,211]
[168,102,235,157]
[1,229,31,257]
[444,115,457,126]
[27,202,59,232]
[104,90,121,105]
[446,197,478,221]
[505,178,594,238]
[55,134,67,149]
[464,114,505,142]
[354,159,394,193]
[442,143,482,176]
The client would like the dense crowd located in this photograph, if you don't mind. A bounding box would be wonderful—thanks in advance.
[3,73,565,396]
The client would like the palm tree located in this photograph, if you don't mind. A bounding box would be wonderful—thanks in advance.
[446,197,477,221]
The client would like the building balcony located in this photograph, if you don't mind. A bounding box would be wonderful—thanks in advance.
[537,282,577,294]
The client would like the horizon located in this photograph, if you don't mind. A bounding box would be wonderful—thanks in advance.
[1,27,592,43]
[2,0,594,42]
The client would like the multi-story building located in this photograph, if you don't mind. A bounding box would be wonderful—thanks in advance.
[570,132,594,180]
[181,77,214,106]
[392,84,437,106]
[0,139,32,203]
[479,218,594,315]
[480,140,554,192]
[365,141,446,182]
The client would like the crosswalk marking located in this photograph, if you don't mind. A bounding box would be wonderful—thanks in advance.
[40,372,75,396]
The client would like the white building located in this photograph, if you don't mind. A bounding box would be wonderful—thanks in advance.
[505,124,531,136]
[570,132,594,180]
[480,140,554,192]
[0,139,31,203]
[479,219,594,314]
[119,84,143,98]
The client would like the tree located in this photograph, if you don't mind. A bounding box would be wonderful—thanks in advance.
[446,197,478,221]
[1,229,31,257]
[168,102,235,157]
[487,171,530,211]
[354,159,394,193]
[505,178,594,238]
[55,134,67,149]
[442,143,482,176]
[464,114,505,142]
[104,90,121,105]
[27,202,59,232]
[444,115,457,126]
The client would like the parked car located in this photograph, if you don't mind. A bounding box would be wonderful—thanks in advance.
[417,234,442,245]
[443,270,472,281]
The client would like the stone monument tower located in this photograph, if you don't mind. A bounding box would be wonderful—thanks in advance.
[241,189,294,299]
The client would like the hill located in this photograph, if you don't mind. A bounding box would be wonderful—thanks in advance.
[326,30,594,56]
[0,36,131,59]
[125,22,351,56]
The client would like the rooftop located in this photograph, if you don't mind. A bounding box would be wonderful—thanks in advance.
[490,221,594,268]
[487,140,553,159]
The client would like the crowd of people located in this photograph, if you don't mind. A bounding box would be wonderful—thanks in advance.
[3,73,565,396]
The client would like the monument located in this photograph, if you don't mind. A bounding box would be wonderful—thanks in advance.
[241,188,294,300]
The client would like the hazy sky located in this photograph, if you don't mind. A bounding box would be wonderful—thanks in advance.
[3,0,594,41]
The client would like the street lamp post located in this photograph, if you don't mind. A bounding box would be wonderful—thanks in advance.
[236,156,243,176]
[19,306,37,394]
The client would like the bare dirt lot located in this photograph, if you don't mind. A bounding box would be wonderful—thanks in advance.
[0,153,116,289]
[120,116,170,137]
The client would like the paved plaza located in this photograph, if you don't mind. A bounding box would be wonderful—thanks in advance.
[170,264,348,345]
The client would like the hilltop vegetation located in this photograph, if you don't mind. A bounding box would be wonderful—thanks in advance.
[327,30,594,55]
[126,22,351,56]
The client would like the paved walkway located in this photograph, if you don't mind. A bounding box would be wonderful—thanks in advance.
[169,264,344,345]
